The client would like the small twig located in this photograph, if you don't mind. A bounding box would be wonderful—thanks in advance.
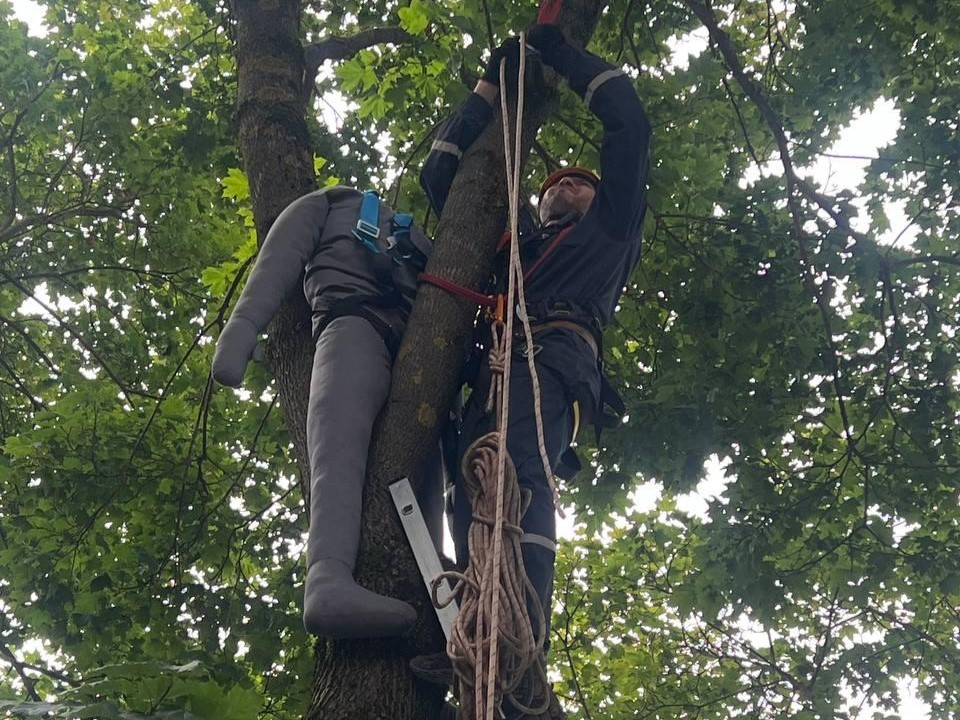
[480,0,496,49]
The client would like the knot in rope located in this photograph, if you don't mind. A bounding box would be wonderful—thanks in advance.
[486,337,508,379]
[485,324,508,414]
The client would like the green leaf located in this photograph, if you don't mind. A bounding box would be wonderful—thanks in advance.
[186,684,262,720]
[398,0,429,35]
[221,168,249,202]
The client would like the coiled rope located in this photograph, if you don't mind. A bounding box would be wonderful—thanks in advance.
[435,33,561,720]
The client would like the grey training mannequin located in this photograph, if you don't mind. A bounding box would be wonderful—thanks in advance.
[212,186,439,639]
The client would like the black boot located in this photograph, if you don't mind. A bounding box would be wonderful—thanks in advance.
[409,651,454,686]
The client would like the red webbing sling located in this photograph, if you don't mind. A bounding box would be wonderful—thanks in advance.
[537,0,564,24]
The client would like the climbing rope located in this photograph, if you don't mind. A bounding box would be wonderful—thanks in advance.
[498,45,563,522]
[436,31,560,720]
[435,433,550,720]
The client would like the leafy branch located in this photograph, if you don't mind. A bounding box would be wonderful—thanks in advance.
[0,640,77,699]
[0,270,153,406]
[302,26,414,109]
[684,0,859,456]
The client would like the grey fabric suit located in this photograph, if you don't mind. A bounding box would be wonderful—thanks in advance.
[212,186,438,639]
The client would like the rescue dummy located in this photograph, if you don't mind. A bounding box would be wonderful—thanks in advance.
[212,186,437,639]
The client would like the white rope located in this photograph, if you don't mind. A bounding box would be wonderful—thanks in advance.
[481,31,561,720]
[449,35,569,720]
[497,36,564,520]
[475,39,529,720]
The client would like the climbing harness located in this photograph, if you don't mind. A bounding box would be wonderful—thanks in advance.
[351,189,426,299]
[422,253,626,447]
[314,191,428,356]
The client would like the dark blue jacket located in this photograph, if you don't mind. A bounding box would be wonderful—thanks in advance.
[421,45,651,411]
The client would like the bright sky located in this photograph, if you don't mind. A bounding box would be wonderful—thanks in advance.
[11,0,43,33]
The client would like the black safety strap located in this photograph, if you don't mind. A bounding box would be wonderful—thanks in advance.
[314,296,402,359]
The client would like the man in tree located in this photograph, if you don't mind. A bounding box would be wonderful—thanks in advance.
[211,186,441,639]
[413,23,652,694]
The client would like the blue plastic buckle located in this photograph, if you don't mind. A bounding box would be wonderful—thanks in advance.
[353,220,381,253]
[354,190,382,253]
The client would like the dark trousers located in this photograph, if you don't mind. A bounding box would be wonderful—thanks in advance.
[452,346,574,646]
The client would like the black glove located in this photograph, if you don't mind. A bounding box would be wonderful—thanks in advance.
[481,37,521,87]
[524,23,568,66]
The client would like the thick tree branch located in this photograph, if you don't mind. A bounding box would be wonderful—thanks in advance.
[0,203,133,247]
[302,27,415,111]
[303,27,414,71]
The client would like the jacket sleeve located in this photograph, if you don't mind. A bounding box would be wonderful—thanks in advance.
[552,47,652,241]
[419,92,494,216]
[211,191,331,387]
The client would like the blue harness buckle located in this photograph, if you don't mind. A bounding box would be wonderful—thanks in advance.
[354,218,380,240]
[354,190,383,253]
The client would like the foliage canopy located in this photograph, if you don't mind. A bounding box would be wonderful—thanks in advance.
[1,0,958,718]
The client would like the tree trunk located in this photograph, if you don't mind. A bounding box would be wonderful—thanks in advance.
[228,1,606,718]
[230,0,316,497]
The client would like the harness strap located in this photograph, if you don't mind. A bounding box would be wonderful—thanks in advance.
[314,296,401,358]
[353,190,382,253]
[424,212,579,312]
[391,212,414,251]
[522,225,575,281]
[419,273,497,308]
[530,318,597,357]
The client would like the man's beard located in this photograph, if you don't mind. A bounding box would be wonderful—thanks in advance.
[540,195,580,224]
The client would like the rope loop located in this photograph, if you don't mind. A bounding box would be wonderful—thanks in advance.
[445,432,548,720]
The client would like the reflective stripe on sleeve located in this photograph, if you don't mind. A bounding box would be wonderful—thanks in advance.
[584,68,625,109]
[430,140,463,159]
[520,533,558,554]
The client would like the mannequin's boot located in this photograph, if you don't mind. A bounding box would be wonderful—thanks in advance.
[304,558,416,638]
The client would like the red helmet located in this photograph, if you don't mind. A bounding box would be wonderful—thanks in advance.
[538,166,600,202]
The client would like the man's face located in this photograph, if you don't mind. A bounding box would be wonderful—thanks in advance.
[538,175,596,224]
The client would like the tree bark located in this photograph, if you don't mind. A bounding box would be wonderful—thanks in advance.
[230,0,316,497]
[229,1,606,718]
